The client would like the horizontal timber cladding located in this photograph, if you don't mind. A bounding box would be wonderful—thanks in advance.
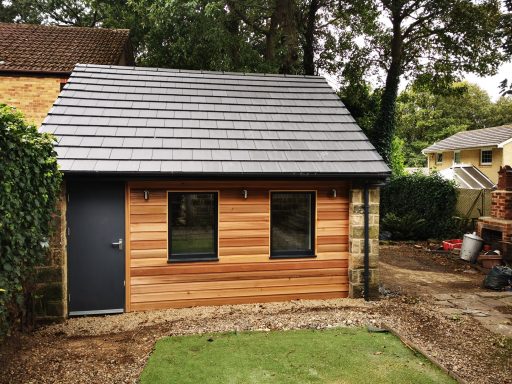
[127,180,349,311]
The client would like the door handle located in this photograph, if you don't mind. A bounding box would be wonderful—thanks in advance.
[112,238,123,250]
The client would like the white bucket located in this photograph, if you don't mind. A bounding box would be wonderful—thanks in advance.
[460,232,483,262]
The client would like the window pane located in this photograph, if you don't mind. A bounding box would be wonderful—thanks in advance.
[481,150,492,164]
[436,153,443,163]
[271,192,314,256]
[169,192,217,259]
[454,152,460,164]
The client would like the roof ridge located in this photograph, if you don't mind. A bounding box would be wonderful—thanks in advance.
[77,63,324,80]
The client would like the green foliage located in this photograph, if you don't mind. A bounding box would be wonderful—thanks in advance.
[381,172,458,240]
[0,105,62,335]
[395,82,512,166]
[368,0,504,162]
[389,136,405,176]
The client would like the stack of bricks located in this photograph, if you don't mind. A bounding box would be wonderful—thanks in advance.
[348,186,380,299]
[0,75,65,126]
[490,190,512,219]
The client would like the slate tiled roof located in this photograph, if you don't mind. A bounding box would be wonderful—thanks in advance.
[423,125,512,153]
[0,23,132,74]
[40,64,389,176]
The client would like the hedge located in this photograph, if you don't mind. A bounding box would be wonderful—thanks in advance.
[0,105,62,335]
[380,172,458,240]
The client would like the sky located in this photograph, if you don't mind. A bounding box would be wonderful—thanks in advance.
[464,62,512,101]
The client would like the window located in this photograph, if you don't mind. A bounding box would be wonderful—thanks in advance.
[454,151,461,164]
[436,153,443,164]
[168,192,218,262]
[481,149,493,165]
[270,192,315,258]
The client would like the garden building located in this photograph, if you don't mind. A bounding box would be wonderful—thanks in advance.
[41,64,389,316]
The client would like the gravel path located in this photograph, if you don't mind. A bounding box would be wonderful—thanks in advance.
[1,297,511,384]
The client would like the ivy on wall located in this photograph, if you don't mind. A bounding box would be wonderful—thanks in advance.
[0,105,61,335]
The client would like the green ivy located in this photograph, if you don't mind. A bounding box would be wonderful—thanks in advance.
[0,105,62,335]
[381,172,458,240]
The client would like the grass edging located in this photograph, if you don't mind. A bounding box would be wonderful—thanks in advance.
[382,323,469,384]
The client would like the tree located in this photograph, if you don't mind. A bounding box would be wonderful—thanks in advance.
[368,0,504,163]
[395,82,512,166]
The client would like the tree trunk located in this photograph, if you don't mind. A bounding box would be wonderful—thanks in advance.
[225,5,241,70]
[304,0,319,75]
[373,3,403,163]
[265,5,279,64]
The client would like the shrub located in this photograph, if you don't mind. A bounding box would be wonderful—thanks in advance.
[0,105,61,335]
[381,172,458,240]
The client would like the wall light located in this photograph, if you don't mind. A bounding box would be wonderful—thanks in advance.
[242,189,248,199]
[331,189,337,198]
[144,190,150,201]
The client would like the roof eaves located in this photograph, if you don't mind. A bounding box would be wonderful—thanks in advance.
[498,136,512,148]
[0,68,71,76]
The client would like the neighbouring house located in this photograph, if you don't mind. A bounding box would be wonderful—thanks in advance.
[40,64,389,317]
[0,23,133,126]
[422,125,512,185]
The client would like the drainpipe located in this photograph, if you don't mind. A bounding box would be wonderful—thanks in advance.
[363,183,370,301]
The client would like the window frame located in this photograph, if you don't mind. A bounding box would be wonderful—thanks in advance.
[269,191,316,259]
[453,151,461,165]
[480,148,493,166]
[167,191,219,263]
[436,153,443,164]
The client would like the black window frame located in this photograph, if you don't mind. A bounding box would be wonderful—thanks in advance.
[270,191,316,259]
[167,191,219,263]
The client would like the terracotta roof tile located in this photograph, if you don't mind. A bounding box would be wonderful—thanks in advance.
[0,23,132,74]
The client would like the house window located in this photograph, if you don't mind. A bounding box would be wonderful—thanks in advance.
[270,192,315,258]
[481,149,493,165]
[454,151,461,164]
[168,192,218,262]
[436,153,443,164]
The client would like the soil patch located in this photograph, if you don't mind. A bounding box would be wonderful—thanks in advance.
[380,243,485,296]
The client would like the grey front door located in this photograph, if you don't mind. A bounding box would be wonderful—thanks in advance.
[67,180,125,315]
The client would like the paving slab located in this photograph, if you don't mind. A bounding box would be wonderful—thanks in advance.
[439,291,512,338]
[434,300,455,308]
[476,291,512,299]
[433,293,454,301]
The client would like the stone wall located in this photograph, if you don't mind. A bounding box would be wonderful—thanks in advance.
[35,185,67,322]
[0,75,65,126]
[348,186,380,299]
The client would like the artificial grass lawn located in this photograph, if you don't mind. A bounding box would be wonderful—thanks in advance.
[140,328,456,384]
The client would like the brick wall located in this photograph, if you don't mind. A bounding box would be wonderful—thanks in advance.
[490,190,512,220]
[35,185,67,322]
[348,186,380,299]
[0,75,65,126]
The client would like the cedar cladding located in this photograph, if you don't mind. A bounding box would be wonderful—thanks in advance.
[127,180,349,311]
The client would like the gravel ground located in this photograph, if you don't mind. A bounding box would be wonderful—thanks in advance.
[1,244,511,384]
[1,297,511,384]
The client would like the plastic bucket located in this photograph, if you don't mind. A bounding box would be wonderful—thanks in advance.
[460,233,483,262]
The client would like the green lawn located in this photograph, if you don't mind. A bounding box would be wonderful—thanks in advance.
[140,328,456,384]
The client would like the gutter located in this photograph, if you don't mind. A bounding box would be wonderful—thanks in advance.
[61,170,392,181]
[0,69,71,77]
